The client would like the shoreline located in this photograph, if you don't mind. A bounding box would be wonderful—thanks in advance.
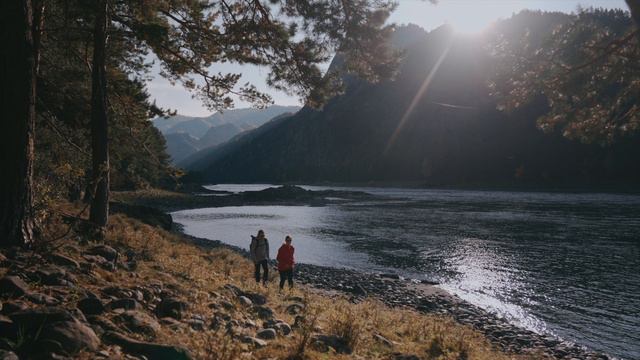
[179,231,611,360]
[209,181,640,196]
[113,186,618,359]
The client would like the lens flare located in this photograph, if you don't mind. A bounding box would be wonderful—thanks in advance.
[384,40,453,155]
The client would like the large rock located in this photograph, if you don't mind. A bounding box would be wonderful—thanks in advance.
[32,266,75,286]
[256,328,277,340]
[108,298,140,311]
[86,245,119,262]
[156,297,188,320]
[105,331,192,360]
[78,297,105,316]
[0,276,30,297]
[241,336,267,348]
[26,292,60,306]
[9,307,100,355]
[274,322,292,336]
[48,253,80,269]
[240,292,267,306]
[252,305,274,320]
[114,310,161,336]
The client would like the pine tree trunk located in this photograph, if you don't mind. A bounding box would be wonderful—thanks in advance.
[628,0,640,28]
[0,0,37,247]
[89,0,110,228]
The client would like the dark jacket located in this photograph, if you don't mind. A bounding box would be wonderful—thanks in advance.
[250,236,269,262]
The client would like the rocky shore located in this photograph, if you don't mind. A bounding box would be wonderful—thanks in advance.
[184,235,611,360]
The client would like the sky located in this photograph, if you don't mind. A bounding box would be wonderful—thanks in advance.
[146,0,628,117]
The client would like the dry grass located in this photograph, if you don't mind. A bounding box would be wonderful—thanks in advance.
[41,203,538,360]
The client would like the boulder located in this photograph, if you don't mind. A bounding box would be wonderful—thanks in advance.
[26,292,60,306]
[33,266,75,286]
[48,253,80,269]
[220,300,235,311]
[108,298,140,311]
[114,310,160,336]
[238,296,252,307]
[252,305,274,320]
[78,297,105,316]
[274,322,292,335]
[240,292,267,305]
[256,328,277,340]
[0,276,30,297]
[155,297,188,320]
[104,331,192,360]
[0,300,28,315]
[240,336,267,348]
[10,307,100,355]
[101,286,133,299]
[86,245,119,262]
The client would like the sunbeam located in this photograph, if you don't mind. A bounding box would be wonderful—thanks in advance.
[384,40,453,156]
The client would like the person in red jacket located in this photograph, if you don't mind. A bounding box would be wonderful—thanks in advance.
[276,235,295,290]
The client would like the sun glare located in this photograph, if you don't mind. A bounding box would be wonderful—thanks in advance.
[443,1,496,34]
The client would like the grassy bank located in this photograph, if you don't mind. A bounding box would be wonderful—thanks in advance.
[6,201,541,359]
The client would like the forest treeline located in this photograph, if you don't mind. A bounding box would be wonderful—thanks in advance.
[0,0,402,247]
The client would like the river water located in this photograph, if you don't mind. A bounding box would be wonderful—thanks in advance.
[172,184,640,359]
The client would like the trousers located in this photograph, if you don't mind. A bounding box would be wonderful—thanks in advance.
[254,260,268,283]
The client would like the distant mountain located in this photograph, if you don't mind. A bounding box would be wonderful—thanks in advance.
[184,12,640,187]
[164,133,199,164]
[153,105,301,138]
[196,123,242,149]
[179,113,294,169]
[154,105,300,164]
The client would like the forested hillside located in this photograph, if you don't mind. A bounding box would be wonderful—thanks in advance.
[186,11,640,188]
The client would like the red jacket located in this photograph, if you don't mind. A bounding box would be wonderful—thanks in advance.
[276,244,295,271]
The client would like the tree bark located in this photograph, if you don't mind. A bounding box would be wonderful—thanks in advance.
[0,0,37,247]
[627,0,640,28]
[89,0,110,227]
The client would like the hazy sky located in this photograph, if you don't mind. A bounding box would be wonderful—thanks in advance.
[147,0,628,116]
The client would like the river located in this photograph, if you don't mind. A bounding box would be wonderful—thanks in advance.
[172,184,640,359]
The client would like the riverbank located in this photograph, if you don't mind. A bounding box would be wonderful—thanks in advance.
[115,186,616,359]
[0,201,530,359]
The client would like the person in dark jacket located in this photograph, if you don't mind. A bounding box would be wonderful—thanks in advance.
[250,230,270,285]
[276,235,295,290]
